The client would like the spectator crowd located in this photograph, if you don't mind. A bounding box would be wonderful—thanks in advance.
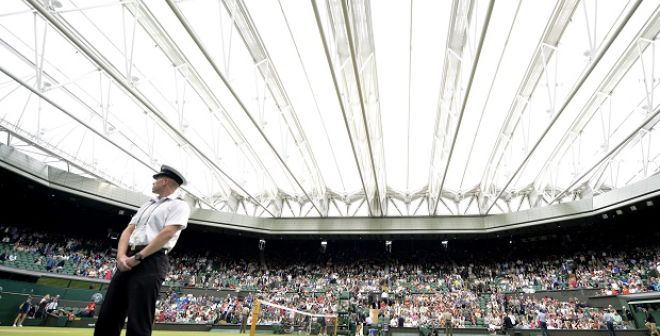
[1,224,659,332]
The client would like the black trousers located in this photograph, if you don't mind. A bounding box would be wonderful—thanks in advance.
[606,321,616,336]
[94,253,168,336]
[240,315,248,333]
[444,323,453,336]
[540,321,549,336]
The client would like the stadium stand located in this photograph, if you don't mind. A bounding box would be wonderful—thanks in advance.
[0,223,657,333]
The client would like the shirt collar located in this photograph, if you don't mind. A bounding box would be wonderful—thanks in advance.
[151,191,178,203]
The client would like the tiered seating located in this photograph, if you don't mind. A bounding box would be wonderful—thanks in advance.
[476,293,489,327]
[0,223,657,330]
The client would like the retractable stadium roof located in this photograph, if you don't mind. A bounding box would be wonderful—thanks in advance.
[1,0,660,218]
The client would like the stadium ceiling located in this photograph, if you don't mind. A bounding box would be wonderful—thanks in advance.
[1,0,660,218]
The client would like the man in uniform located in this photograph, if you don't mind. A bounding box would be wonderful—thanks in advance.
[537,308,549,336]
[240,301,251,333]
[441,309,453,336]
[503,310,517,335]
[94,165,191,336]
[603,308,616,336]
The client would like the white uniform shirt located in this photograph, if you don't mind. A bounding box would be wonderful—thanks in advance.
[128,193,190,252]
[46,300,58,311]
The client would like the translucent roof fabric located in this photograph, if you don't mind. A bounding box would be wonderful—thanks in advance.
[1,0,659,217]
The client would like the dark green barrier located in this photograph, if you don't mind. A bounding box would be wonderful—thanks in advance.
[310,322,320,335]
[0,279,104,302]
[272,324,284,334]
[0,292,35,326]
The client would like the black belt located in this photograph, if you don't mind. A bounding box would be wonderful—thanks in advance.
[128,245,168,255]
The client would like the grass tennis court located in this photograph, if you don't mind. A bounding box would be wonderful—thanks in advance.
[0,327,239,336]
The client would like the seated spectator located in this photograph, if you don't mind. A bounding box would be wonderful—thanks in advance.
[46,295,59,314]
[66,309,75,321]
[35,294,50,319]
[78,301,96,318]
[0,223,659,331]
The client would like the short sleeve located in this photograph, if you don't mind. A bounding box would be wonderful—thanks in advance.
[128,201,151,225]
[128,212,139,225]
[164,200,191,229]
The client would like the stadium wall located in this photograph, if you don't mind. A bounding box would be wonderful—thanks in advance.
[2,143,660,235]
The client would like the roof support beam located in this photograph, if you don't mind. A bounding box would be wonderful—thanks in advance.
[309,0,372,216]
[25,0,274,216]
[219,0,328,215]
[131,2,290,215]
[339,0,387,216]
[129,1,283,214]
[550,102,660,205]
[478,0,582,214]
[164,0,324,216]
[0,128,115,187]
[428,0,494,216]
[0,37,155,186]
[310,0,387,216]
[0,64,220,210]
[530,1,652,208]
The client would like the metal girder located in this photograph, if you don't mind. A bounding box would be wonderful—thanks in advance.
[456,1,523,195]
[219,0,328,215]
[428,0,493,216]
[0,64,221,210]
[305,0,388,216]
[130,1,282,214]
[164,0,325,216]
[25,0,275,216]
[478,0,585,214]
[309,0,374,216]
[0,30,203,205]
[405,0,413,193]
[332,0,388,216]
[0,127,116,187]
[7,1,659,218]
[620,152,660,187]
[0,37,152,167]
[550,102,660,204]
[276,0,347,194]
[571,125,660,202]
[531,2,656,207]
